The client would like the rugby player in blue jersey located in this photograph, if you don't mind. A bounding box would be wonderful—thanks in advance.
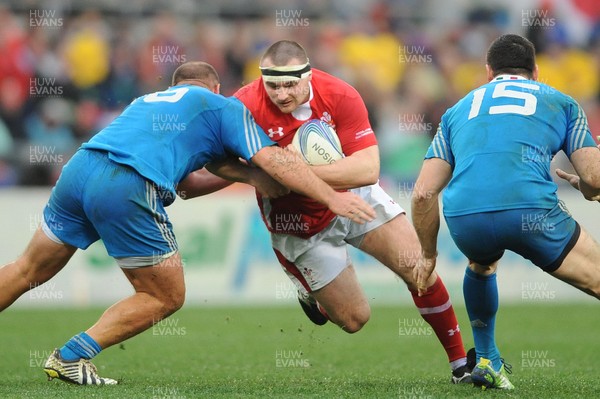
[0,62,375,385]
[411,34,600,390]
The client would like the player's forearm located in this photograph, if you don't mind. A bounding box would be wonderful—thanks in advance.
[576,155,600,201]
[311,160,378,190]
[178,156,254,198]
[578,180,600,201]
[411,158,452,254]
[568,145,600,201]
[252,146,337,206]
[411,193,441,258]
[311,147,380,190]
[206,155,292,199]
[177,169,234,199]
[205,158,256,184]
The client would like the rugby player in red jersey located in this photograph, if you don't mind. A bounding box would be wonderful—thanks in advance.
[182,41,474,382]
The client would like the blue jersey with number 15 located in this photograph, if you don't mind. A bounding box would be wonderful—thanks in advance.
[82,85,274,205]
[426,75,596,217]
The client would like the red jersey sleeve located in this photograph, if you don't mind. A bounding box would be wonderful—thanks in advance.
[332,86,377,156]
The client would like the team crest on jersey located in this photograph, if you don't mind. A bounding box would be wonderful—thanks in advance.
[268,127,284,138]
[303,267,316,285]
[320,112,335,129]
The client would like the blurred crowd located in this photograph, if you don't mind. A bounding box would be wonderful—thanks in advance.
[1,0,600,188]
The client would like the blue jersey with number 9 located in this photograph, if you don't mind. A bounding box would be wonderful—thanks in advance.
[425,75,597,216]
[82,85,274,205]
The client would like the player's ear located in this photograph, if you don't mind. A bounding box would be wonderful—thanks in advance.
[213,83,221,94]
[532,65,539,81]
[485,64,494,81]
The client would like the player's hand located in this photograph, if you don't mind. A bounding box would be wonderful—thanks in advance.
[555,168,580,191]
[249,169,290,198]
[414,254,437,297]
[328,192,376,224]
[556,166,600,202]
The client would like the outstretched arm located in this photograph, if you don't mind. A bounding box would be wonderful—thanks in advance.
[310,146,380,190]
[251,145,376,224]
[177,157,291,200]
[411,158,453,295]
[216,98,374,221]
[177,168,234,199]
[556,141,600,201]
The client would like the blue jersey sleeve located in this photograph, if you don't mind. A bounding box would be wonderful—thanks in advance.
[425,120,455,168]
[219,98,276,161]
[563,99,596,157]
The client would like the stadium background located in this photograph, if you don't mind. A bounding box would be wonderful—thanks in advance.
[0,0,599,307]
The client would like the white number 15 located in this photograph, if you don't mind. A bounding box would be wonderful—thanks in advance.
[468,82,539,120]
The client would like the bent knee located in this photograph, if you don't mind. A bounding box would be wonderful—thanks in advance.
[156,287,186,317]
[167,290,185,313]
[340,307,371,333]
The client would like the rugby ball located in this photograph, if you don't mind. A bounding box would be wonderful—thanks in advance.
[291,119,343,165]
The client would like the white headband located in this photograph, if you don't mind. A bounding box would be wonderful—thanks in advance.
[260,62,312,83]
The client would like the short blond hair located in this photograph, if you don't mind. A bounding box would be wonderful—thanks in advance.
[171,61,220,88]
[260,40,308,66]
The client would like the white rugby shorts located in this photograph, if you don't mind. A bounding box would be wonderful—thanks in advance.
[271,183,403,292]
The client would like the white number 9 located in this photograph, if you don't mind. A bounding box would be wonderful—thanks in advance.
[143,87,189,103]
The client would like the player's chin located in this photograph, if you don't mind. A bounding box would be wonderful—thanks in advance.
[276,103,296,113]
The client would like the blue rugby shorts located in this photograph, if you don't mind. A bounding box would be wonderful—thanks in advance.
[445,201,580,272]
[43,149,178,267]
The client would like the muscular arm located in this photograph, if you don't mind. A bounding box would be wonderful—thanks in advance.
[177,156,290,200]
[557,144,600,201]
[411,158,453,295]
[569,146,600,201]
[251,145,376,224]
[177,168,234,199]
[310,145,380,190]
[411,158,453,258]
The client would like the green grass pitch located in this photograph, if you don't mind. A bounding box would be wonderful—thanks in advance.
[0,304,598,398]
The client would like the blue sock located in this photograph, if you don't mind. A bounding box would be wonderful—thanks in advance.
[59,332,102,361]
[463,267,502,371]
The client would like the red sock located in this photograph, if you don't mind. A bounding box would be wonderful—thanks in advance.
[410,276,466,363]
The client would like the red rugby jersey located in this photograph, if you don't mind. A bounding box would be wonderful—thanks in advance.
[234,68,377,237]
